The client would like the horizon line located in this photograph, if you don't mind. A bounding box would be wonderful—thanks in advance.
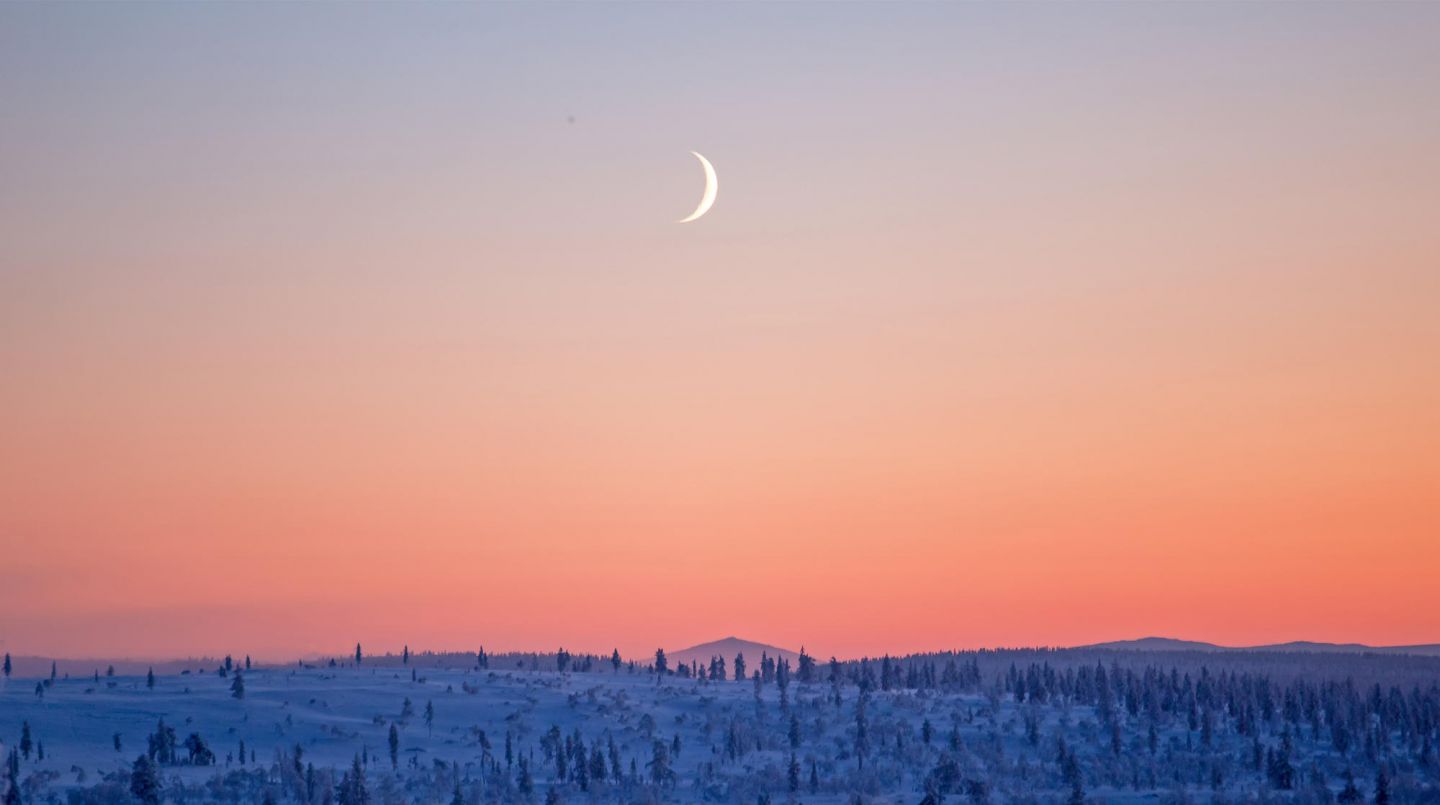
[7,634,1440,667]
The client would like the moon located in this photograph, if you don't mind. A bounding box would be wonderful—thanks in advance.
[677,151,717,223]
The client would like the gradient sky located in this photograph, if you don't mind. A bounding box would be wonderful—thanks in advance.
[2,3,1438,661]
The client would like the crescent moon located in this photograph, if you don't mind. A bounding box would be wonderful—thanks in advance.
[677,151,717,223]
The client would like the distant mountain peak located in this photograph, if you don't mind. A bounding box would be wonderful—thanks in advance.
[667,637,801,667]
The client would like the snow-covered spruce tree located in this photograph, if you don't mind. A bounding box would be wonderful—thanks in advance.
[129,754,162,804]
[337,755,370,805]
[3,750,19,805]
[798,647,815,683]
[183,732,214,765]
[517,756,533,796]
[648,739,674,787]
[854,694,869,769]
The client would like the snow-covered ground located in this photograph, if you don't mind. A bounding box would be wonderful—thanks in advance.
[2,654,1436,803]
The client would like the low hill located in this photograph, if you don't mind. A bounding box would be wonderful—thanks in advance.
[668,637,801,669]
[1085,637,1440,657]
[1086,637,1225,652]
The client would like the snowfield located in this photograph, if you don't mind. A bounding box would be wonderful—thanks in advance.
[2,648,1438,803]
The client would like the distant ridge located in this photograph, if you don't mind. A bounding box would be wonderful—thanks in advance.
[668,637,801,669]
[1085,637,1440,657]
[1086,637,1226,652]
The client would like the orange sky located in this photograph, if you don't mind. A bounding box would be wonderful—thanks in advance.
[1,3,1438,660]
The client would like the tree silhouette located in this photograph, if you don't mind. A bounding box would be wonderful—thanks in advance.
[388,724,399,769]
[129,755,162,804]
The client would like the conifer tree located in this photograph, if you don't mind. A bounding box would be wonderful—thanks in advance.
[854,696,869,769]
[797,647,815,683]
[590,744,607,783]
[648,740,672,787]
[575,736,590,791]
[517,756,533,795]
[5,749,19,805]
[340,755,370,804]
[130,754,162,804]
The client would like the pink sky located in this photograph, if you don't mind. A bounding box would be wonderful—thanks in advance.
[1,3,1437,660]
